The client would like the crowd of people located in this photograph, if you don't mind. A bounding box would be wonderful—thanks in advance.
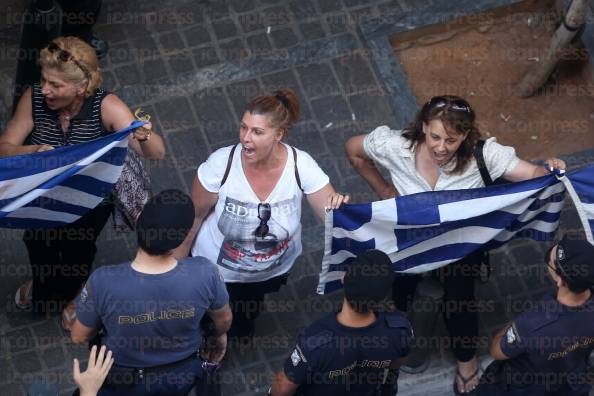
[1,33,593,396]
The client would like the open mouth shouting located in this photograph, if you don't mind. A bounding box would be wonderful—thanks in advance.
[242,145,256,158]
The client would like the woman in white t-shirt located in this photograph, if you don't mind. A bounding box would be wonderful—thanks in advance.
[176,89,347,338]
[345,95,566,395]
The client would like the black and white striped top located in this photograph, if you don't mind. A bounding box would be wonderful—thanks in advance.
[28,84,111,147]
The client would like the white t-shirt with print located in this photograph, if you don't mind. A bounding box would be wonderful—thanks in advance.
[363,126,520,195]
[191,143,329,283]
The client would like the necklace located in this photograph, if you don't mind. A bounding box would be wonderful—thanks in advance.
[59,99,83,121]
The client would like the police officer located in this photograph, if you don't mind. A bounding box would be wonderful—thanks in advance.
[270,249,412,396]
[70,190,232,395]
[479,236,594,396]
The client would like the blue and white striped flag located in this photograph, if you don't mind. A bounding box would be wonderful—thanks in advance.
[0,121,143,229]
[318,166,594,294]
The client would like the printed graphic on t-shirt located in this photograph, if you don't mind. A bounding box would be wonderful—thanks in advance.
[216,196,298,273]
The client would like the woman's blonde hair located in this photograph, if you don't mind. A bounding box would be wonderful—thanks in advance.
[38,36,102,97]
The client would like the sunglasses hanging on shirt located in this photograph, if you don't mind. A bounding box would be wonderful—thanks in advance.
[255,203,271,238]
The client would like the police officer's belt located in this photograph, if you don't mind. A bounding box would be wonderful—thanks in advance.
[111,351,200,375]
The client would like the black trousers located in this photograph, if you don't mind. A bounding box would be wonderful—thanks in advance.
[225,274,288,339]
[392,251,483,362]
[12,0,102,112]
[477,361,591,396]
[96,357,204,396]
[57,0,102,41]
[478,381,590,396]
[23,201,113,314]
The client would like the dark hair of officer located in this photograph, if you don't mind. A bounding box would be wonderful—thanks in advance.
[244,89,300,136]
[343,249,395,313]
[136,189,195,256]
[402,95,482,175]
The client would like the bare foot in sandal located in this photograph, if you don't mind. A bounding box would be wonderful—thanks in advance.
[61,301,77,333]
[454,357,481,394]
[15,280,33,309]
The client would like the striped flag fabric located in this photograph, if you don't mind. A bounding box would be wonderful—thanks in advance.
[558,167,594,246]
[0,121,143,229]
[318,166,594,294]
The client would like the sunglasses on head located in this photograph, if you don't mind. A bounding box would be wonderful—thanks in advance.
[48,42,91,80]
[428,96,472,114]
[255,203,271,238]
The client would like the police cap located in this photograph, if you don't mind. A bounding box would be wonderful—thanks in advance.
[556,236,594,288]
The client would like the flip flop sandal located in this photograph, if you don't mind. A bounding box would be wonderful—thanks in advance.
[14,280,33,309]
[453,367,481,395]
[61,307,77,336]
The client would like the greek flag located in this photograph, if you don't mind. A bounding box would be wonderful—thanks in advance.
[318,166,594,294]
[0,121,143,229]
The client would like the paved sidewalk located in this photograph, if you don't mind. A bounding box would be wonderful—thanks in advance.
[1,1,594,395]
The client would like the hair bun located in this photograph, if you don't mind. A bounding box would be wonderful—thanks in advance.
[274,91,289,109]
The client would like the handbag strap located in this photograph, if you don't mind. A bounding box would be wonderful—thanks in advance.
[220,144,238,187]
[473,140,494,186]
[473,140,494,283]
[221,144,303,192]
[291,146,303,192]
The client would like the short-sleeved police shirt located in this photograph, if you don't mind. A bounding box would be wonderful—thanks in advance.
[284,311,412,396]
[500,293,594,393]
[75,256,229,367]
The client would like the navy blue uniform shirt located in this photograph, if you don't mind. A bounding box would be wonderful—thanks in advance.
[283,311,412,396]
[499,292,594,393]
[76,256,229,367]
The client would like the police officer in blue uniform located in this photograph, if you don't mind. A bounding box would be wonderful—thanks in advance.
[70,190,232,395]
[270,249,413,396]
[478,236,594,396]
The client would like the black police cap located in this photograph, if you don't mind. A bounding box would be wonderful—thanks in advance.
[556,236,594,287]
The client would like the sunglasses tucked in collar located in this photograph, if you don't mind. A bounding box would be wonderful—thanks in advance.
[255,203,271,238]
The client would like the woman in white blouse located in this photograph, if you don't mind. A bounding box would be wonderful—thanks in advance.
[176,89,347,340]
[345,95,565,395]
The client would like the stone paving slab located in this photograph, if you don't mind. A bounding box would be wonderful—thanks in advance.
[1,0,594,395]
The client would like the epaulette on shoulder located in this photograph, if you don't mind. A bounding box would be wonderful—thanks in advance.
[520,310,559,334]
[301,329,334,351]
[518,296,561,334]
[384,312,411,330]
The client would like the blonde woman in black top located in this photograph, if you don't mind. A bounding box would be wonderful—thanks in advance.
[0,36,165,328]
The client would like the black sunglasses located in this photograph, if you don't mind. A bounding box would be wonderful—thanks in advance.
[544,246,557,273]
[255,203,271,238]
[428,96,472,114]
[544,245,568,278]
[48,42,91,80]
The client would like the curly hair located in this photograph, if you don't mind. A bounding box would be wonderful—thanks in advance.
[38,36,102,97]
